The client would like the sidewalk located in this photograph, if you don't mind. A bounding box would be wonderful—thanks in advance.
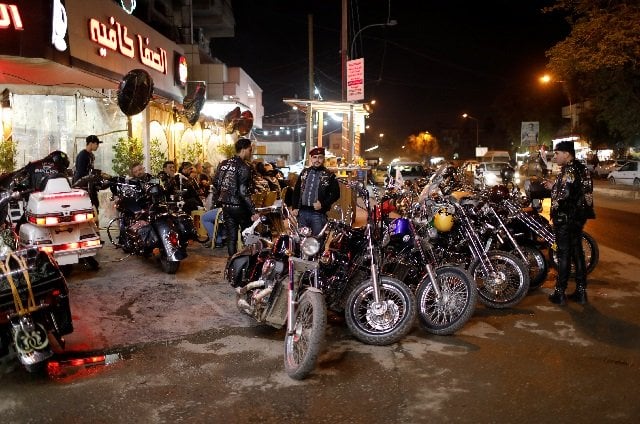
[592,178,640,199]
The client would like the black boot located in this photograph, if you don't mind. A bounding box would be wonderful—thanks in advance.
[568,286,588,304]
[549,288,567,305]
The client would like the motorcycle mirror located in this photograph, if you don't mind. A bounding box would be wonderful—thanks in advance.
[117,69,154,116]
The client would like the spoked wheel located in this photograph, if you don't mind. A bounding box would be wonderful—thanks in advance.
[345,276,416,345]
[470,250,530,309]
[550,231,599,276]
[513,244,548,291]
[416,265,477,335]
[284,290,326,380]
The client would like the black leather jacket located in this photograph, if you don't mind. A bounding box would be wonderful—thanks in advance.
[550,159,595,225]
[292,165,341,214]
[211,155,255,214]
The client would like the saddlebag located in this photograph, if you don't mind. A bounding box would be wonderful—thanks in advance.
[0,249,73,336]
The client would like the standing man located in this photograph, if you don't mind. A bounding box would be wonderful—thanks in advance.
[211,138,259,257]
[543,141,595,305]
[73,135,102,211]
[291,147,341,236]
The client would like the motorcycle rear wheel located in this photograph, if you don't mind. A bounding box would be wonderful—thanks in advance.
[470,250,530,309]
[345,276,416,345]
[160,256,180,274]
[416,266,477,335]
[284,290,326,380]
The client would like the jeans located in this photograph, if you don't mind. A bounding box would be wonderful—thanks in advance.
[298,209,328,236]
[202,208,224,245]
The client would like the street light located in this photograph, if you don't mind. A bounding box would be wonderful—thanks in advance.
[462,113,479,147]
[350,20,398,59]
[539,73,574,131]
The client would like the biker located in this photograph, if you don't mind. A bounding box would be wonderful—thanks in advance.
[174,161,203,215]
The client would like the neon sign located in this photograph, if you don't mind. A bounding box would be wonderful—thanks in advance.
[0,3,23,30]
[51,0,68,52]
[120,0,137,15]
[89,16,168,74]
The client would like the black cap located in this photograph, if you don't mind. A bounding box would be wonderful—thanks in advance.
[86,135,102,144]
[554,141,575,157]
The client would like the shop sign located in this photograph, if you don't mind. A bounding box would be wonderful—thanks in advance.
[89,15,168,74]
[0,3,24,30]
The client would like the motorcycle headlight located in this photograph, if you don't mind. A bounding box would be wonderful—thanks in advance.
[301,237,320,257]
[298,226,313,237]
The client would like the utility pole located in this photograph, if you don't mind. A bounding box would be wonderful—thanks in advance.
[307,14,314,159]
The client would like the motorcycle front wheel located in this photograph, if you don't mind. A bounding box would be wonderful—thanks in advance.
[470,250,530,309]
[549,231,599,276]
[106,217,123,248]
[284,290,326,380]
[416,265,477,335]
[513,244,548,291]
[345,276,416,346]
[160,256,180,274]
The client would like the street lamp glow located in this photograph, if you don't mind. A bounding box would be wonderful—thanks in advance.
[462,113,479,147]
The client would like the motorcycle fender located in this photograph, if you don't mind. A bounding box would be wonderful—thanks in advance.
[154,220,185,261]
[226,255,250,287]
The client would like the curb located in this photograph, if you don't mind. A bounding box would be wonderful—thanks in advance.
[593,186,640,200]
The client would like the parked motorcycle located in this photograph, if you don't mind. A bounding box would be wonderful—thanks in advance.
[106,175,195,274]
[225,205,326,380]
[318,179,417,345]
[0,190,73,373]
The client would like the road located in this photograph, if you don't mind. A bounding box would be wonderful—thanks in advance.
[1,187,639,423]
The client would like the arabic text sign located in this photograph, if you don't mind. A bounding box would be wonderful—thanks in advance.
[89,16,168,74]
[347,58,364,102]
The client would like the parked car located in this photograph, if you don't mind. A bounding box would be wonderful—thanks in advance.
[593,159,626,178]
[387,161,428,184]
[608,160,640,187]
[474,161,520,187]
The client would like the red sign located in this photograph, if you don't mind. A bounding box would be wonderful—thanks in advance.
[0,3,23,30]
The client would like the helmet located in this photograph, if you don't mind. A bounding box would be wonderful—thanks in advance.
[433,208,454,232]
[500,165,515,183]
[46,150,70,171]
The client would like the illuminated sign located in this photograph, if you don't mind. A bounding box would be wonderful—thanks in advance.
[0,3,23,30]
[176,55,188,87]
[120,0,137,15]
[51,0,68,51]
[89,16,168,74]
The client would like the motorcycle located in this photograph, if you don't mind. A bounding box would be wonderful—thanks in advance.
[0,190,73,373]
[225,205,326,380]
[2,168,102,275]
[318,179,417,346]
[106,175,196,274]
[416,164,531,309]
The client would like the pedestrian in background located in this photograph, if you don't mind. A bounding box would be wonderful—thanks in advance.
[73,134,102,211]
[544,141,595,305]
[291,147,340,236]
[210,138,259,257]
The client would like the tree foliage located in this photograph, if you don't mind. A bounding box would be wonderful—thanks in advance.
[405,131,440,160]
[111,136,144,176]
[545,0,640,145]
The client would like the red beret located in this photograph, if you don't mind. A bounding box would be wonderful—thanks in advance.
[309,147,325,156]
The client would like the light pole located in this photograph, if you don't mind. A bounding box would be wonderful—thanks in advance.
[539,74,574,131]
[350,20,397,59]
[462,113,479,147]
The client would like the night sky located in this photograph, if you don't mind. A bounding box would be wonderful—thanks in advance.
[212,0,570,154]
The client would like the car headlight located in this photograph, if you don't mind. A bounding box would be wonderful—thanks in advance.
[301,237,320,257]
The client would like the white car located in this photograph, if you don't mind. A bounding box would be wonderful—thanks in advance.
[474,161,519,187]
[608,160,640,187]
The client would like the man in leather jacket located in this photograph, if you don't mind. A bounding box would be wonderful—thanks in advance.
[544,141,595,305]
[211,138,259,256]
[291,147,341,236]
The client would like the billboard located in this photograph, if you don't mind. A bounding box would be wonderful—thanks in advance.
[521,121,539,146]
[346,58,364,101]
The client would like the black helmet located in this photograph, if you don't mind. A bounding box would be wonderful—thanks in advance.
[500,165,515,183]
[46,150,70,172]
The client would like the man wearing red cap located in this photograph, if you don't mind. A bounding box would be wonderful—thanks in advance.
[291,147,340,236]
[543,141,595,305]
